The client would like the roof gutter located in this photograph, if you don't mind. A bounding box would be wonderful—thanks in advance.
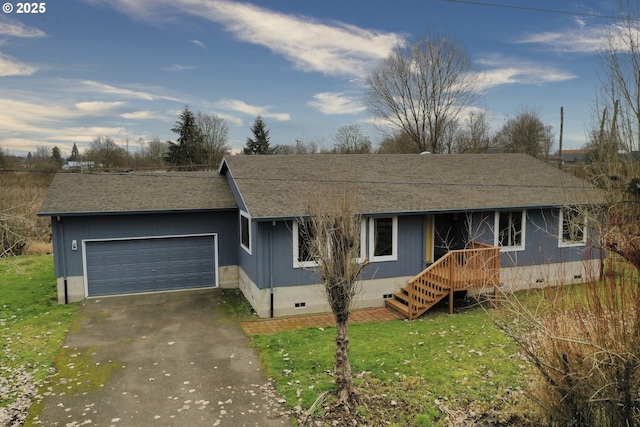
[37,207,237,217]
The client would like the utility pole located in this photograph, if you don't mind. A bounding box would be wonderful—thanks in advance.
[558,106,564,169]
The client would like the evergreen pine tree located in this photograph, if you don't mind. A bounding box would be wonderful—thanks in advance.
[69,143,80,161]
[51,146,64,168]
[165,106,206,170]
[244,115,274,155]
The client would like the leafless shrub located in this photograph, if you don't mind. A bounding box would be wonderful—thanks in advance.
[494,256,640,426]
[0,172,52,257]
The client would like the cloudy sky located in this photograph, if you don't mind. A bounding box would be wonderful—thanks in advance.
[0,0,622,158]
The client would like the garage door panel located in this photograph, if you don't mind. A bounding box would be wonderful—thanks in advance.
[86,236,217,296]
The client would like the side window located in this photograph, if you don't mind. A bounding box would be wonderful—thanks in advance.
[369,216,398,262]
[240,211,251,254]
[494,211,525,251]
[559,207,586,247]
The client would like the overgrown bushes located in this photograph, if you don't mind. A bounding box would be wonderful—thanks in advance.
[496,257,640,426]
[0,172,53,257]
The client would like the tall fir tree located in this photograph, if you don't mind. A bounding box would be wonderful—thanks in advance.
[69,143,80,161]
[165,106,207,170]
[244,115,274,155]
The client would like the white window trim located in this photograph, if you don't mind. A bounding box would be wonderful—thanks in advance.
[494,210,526,252]
[558,208,587,248]
[240,211,252,255]
[356,220,367,264]
[293,219,318,269]
[369,216,398,262]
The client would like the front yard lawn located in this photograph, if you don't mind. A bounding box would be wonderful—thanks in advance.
[251,304,531,426]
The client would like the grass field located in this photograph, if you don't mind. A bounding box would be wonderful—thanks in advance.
[0,255,78,424]
[251,303,530,426]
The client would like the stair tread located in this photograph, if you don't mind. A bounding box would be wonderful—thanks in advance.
[385,298,410,314]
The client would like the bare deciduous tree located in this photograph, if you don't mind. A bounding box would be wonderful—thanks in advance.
[365,31,481,154]
[196,112,230,168]
[587,0,640,272]
[85,135,127,170]
[494,6,640,422]
[493,108,554,160]
[377,131,420,154]
[455,111,493,154]
[299,185,367,409]
[332,125,372,154]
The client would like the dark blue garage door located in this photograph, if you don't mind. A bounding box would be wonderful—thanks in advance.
[86,235,217,297]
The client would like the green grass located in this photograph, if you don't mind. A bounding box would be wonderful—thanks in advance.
[0,255,78,402]
[251,305,527,426]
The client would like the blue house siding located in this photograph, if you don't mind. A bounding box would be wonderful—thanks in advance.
[242,215,426,290]
[51,211,238,279]
[228,207,598,293]
[449,209,600,268]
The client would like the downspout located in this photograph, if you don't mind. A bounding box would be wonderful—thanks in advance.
[269,221,275,318]
[57,216,68,304]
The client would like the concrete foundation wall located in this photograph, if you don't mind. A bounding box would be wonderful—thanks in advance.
[238,267,413,318]
[239,259,603,318]
[56,276,85,304]
[498,259,601,292]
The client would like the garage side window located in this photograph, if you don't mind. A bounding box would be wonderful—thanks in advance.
[240,211,251,254]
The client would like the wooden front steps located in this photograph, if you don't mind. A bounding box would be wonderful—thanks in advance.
[385,242,500,319]
[385,285,448,319]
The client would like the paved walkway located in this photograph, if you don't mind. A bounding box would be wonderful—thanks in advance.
[240,307,404,335]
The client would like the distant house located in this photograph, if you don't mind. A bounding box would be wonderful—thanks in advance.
[39,154,605,318]
[552,149,591,164]
[63,161,96,170]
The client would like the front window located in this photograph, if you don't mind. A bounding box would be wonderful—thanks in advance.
[293,219,317,268]
[494,210,525,251]
[559,207,586,247]
[369,216,398,262]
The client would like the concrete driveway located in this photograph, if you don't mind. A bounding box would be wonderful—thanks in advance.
[33,289,292,427]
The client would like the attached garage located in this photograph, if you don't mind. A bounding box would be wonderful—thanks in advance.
[84,234,218,296]
[38,172,239,304]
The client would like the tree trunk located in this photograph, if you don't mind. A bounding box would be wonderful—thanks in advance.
[334,319,355,406]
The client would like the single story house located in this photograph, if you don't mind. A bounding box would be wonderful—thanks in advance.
[39,154,605,318]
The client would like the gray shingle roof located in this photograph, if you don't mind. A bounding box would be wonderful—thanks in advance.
[221,153,605,219]
[39,172,236,216]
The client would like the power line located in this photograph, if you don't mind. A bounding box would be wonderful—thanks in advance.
[437,0,628,21]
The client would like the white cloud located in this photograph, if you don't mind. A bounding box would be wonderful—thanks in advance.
[308,92,366,115]
[75,101,124,114]
[92,0,404,77]
[0,19,46,38]
[121,110,171,121]
[0,52,37,76]
[161,64,196,72]
[80,80,183,102]
[191,39,206,48]
[514,20,640,55]
[518,26,605,53]
[215,98,290,121]
[476,54,576,88]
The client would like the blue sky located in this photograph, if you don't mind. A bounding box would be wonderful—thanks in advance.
[0,0,622,158]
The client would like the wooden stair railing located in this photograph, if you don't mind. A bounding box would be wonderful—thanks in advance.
[385,242,500,319]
